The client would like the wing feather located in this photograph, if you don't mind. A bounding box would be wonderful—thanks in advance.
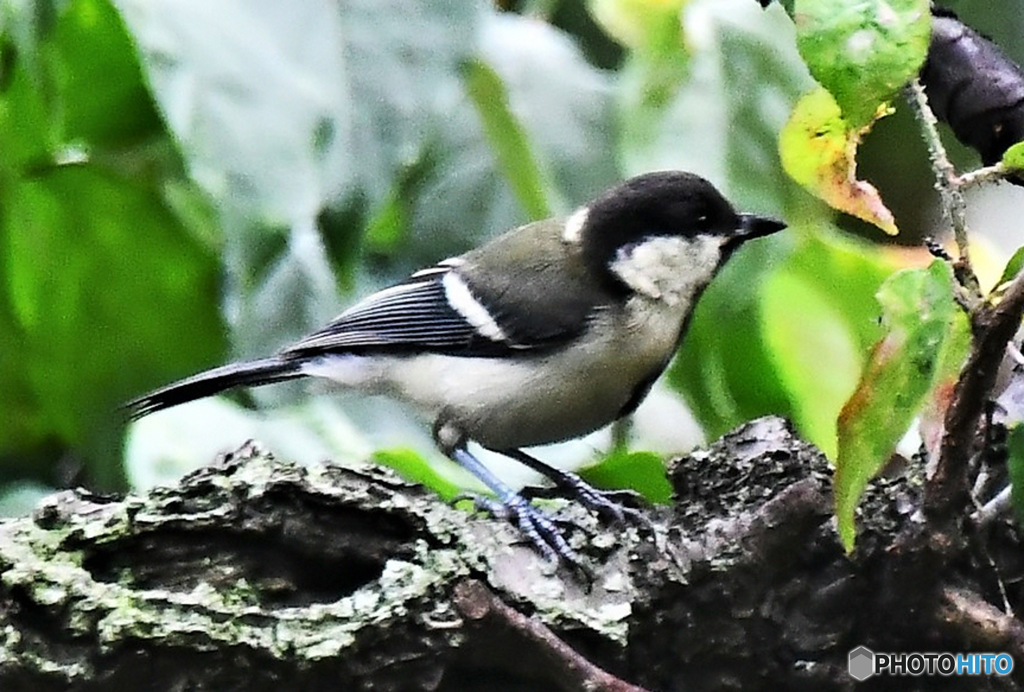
[284,267,516,356]
[284,219,606,359]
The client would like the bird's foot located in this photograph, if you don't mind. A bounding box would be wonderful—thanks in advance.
[495,448,656,535]
[452,492,591,578]
[521,471,656,535]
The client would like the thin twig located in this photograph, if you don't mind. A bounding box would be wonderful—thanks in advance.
[453,579,653,692]
[971,485,1012,527]
[939,586,1024,657]
[930,268,1024,520]
[959,163,1010,189]
[903,79,981,299]
[905,77,1024,525]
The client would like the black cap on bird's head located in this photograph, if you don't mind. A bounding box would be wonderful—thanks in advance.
[573,171,786,276]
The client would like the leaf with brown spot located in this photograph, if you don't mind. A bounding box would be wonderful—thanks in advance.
[834,261,961,552]
[780,88,898,235]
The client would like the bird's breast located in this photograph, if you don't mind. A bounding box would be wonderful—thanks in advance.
[302,298,689,450]
[399,298,687,448]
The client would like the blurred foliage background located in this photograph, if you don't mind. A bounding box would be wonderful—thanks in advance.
[2,0,1024,515]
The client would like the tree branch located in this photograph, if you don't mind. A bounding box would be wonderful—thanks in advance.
[939,586,1024,660]
[2,422,1022,691]
[904,78,981,301]
[930,268,1024,520]
[453,580,652,692]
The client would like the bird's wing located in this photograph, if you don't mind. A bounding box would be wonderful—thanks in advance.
[283,258,598,358]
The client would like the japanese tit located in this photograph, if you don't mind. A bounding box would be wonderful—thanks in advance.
[128,171,785,566]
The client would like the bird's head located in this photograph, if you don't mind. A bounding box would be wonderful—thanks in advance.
[564,171,785,304]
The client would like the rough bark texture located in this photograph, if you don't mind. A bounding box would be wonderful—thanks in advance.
[0,417,1021,691]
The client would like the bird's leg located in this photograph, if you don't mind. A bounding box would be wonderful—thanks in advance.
[447,446,587,570]
[493,447,654,530]
[434,421,587,568]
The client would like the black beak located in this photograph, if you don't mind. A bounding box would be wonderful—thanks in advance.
[738,213,786,239]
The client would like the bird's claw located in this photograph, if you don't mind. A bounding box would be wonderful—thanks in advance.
[522,472,656,535]
[452,492,591,577]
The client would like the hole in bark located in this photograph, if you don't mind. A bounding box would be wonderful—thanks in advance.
[81,502,417,606]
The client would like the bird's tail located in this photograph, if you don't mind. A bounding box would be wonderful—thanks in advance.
[125,357,304,420]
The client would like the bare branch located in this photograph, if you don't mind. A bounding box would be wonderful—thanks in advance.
[904,79,981,300]
[930,267,1024,520]
[454,580,653,692]
[939,587,1024,659]
[958,163,1011,189]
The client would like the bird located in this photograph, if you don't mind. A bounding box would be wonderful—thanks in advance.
[127,171,785,567]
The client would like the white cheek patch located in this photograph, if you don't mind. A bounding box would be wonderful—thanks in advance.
[562,206,590,244]
[442,271,509,342]
[610,235,724,306]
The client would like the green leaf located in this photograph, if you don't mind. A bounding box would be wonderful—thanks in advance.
[580,450,672,504]
[760,229,894,458]
[761,273,862,458]
[834,261,958,552]
[1006,425,1024,526]
[1,164,225,488]
[52,0,160,145]
[588,0,685,53]
[0,0,222,489]
[779,87,897,234]
[0,0,160,166]
[794,0,930,128]
[995,246,1024,295]
[464,58,554,220]
[0,26,54,169]
[1000,140,1024,172]
[113,0,480,223]
[373,448,462,501]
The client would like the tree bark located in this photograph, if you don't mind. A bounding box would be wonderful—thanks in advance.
[0,417,1020,691]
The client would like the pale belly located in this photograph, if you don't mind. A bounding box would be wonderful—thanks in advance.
[302,298,686,450]
[387,350,658,449]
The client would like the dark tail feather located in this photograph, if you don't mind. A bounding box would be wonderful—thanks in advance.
[125,357,304,420]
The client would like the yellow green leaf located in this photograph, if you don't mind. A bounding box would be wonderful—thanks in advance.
[463,58,553,220]
[834,261,958,552]
[1001,140,1024,173]
[588,0,687,52]
[581,450,672,504]
[372,448,462,500]
[1006,425,1024,525]
[780,87,898,235]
